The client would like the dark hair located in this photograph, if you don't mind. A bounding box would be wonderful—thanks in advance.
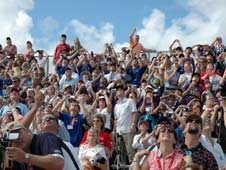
[26,41,32,45]
[176,46,182,51]
[6,37,11,41]
[155,124,177,143]
[178,54,184,58]
[61,34,67,38]
[185,47,192,51]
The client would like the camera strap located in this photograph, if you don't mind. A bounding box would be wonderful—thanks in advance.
[59,139,80,170]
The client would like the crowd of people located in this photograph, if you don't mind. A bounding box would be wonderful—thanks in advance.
[0,28,226,170]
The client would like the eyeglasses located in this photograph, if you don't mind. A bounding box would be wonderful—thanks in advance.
[186,119,201,124]
[93,119,101,123]
[42,117,56,123]
[159,127,174,133]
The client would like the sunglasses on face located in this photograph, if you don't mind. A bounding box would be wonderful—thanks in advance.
[159,127,174,133]
[186,119,201,124]
[42,117,56,123]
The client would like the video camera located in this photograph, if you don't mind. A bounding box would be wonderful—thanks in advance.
[0,131,19,169]
[0,131,19,149]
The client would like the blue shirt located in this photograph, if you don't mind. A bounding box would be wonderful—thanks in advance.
[77,64,92,79]
[126,66,146,87]
[56,66,67,79]
[0,103,29,116]
[59,112,85,147]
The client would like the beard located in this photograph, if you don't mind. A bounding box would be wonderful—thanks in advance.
[187,126,199,135]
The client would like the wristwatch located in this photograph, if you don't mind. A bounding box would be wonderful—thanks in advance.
[24,153,30,161]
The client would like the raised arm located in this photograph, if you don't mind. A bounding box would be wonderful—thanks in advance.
[104,90,112,113]
[76,54,86,67]
[130,28,136,39]
[21,92,44,128]
[52,95,68,118]
[169,39,181,54]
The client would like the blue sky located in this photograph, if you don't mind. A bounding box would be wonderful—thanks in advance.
[0,0,225,53]
[29,0,186,43]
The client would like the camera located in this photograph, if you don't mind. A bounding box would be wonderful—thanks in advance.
[0,132,19,169]
[0,131,19,149]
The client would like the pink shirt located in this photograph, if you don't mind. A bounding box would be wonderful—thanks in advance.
[148,149,183,170]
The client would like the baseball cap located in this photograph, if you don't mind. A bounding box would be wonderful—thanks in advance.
[145,85,153,93]
[5,122,25,132]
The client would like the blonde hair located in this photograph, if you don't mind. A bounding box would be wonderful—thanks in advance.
[85,127,100,144]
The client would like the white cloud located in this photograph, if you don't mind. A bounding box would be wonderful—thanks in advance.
[39,16,59,35]
[0,0,34,51]
[136,0,226,51]
[1,0,225,57]
[68,0,226,53]
[66,20,115,53]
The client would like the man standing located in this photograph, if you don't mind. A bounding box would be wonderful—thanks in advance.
[3,37,17,60]
[54,34,70,64]
[113,84,138,163]
[179,114,218,170]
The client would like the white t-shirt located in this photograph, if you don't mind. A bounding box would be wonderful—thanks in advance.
[78,144,107,167]
[37,57,47,68]
[62,141,81,170]
[178,72,192,87]
[200,135,226,169]
[104,72,121,82]
[132,133,149,152]
[114,97,137,134]
[209,74,222,91]
[96,107,111,130]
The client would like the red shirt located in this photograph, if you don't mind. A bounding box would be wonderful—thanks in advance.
[80,130,112,150]
[54,43,70,63]
[200,71,220,90]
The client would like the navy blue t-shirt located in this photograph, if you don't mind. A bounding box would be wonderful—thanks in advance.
[12,133,64,170]
[31,133,63,157]
[59,112,85,147]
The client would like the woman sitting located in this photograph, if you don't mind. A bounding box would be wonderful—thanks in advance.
[79,127,108,170]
